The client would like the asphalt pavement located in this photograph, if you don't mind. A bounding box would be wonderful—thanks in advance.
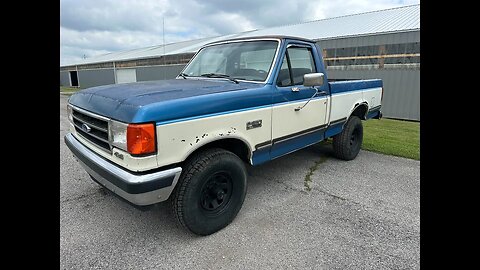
[60,95,420,269]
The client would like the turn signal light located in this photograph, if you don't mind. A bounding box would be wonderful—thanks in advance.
[127,123,156,155]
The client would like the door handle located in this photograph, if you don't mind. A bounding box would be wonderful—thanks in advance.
[316,91,327,96]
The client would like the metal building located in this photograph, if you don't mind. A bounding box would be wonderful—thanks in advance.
[60,4,420,120]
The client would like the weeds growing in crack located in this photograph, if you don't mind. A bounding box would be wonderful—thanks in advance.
[304,156,328,191]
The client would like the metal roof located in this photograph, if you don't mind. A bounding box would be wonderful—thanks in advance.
[63,4,419,67]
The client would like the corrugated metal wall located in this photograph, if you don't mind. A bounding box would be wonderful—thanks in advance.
[317,31,419,48]
[136,65,185,82]
[78,69,115,88]
[317,31,420,120]
[60,71,70,86]
[327,68,419,120]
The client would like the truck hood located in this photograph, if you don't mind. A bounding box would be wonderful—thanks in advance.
[68,78,269,123]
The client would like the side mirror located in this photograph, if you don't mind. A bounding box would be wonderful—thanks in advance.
[303,73,324,87]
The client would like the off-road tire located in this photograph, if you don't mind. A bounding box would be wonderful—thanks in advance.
[171,148,247,235]
[332,116,363,160]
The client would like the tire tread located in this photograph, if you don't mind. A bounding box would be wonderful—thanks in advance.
[332,116,363,160]
[171,148,242,234]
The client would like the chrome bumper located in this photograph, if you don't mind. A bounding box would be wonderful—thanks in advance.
[64,133,182,206]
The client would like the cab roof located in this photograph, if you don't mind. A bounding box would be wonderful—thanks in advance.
[204,35,315,46]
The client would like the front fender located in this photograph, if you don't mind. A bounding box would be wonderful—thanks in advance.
[154,106,272,167]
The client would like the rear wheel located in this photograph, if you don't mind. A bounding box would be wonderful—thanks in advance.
[172,148,247,235]
[332,116,363,160]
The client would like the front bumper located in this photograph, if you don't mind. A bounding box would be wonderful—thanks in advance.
[64,133,182,206]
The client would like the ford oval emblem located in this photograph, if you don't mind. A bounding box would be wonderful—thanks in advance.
[81,123,92,133]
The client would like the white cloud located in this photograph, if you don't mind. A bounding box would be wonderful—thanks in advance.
[60,0,420,66]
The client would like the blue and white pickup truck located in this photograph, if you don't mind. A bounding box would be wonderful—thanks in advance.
[65,35,383,235]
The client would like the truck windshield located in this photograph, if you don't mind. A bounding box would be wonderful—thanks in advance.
[182,40,278,82]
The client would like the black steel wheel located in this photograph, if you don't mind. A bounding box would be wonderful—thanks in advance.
[199,171,233,214]
[349,125,362,151]
[172,148,247,235]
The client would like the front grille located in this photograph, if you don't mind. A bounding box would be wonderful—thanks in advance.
[72,108,111,153]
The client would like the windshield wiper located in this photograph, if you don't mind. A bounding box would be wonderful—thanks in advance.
[179,72,189,79]
[200,73,239,84]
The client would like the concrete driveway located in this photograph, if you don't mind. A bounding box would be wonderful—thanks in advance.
[60,95,420,269]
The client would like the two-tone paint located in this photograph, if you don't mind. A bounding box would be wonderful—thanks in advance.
[65,36,383,207]
[68,37,382,174]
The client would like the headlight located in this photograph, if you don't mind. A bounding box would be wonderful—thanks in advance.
[110,120,128,151]
[67,104,73,123]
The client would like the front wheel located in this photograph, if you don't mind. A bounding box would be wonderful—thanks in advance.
[172,148,247,235]
[332,116,363,160]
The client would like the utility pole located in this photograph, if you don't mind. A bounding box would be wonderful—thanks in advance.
[163,17,166,80]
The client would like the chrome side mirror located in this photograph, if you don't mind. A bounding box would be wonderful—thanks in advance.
[303,73,324,87]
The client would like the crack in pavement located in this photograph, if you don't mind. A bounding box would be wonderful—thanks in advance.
[315,187,360,205]
[300,155,363,205]
[304,155,328,191]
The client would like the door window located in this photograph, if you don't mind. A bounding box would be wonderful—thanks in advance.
[277,46,316,86]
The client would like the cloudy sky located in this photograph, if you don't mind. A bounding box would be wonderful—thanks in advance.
[60,0,419,66]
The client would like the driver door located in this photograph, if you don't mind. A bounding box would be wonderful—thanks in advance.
[271,43,329,158]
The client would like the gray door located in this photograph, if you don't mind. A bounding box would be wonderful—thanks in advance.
[116,69,137,84]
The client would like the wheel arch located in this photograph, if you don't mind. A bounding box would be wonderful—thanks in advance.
[181,136,253,165]
[349,102,369,120]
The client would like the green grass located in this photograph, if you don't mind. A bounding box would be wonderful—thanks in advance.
[362,118,419,160]
[60,86,80,93]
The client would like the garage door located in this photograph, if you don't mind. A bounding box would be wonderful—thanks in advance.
[116,69,137,84]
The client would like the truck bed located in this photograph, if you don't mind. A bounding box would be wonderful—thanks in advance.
[329,79,382,94]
